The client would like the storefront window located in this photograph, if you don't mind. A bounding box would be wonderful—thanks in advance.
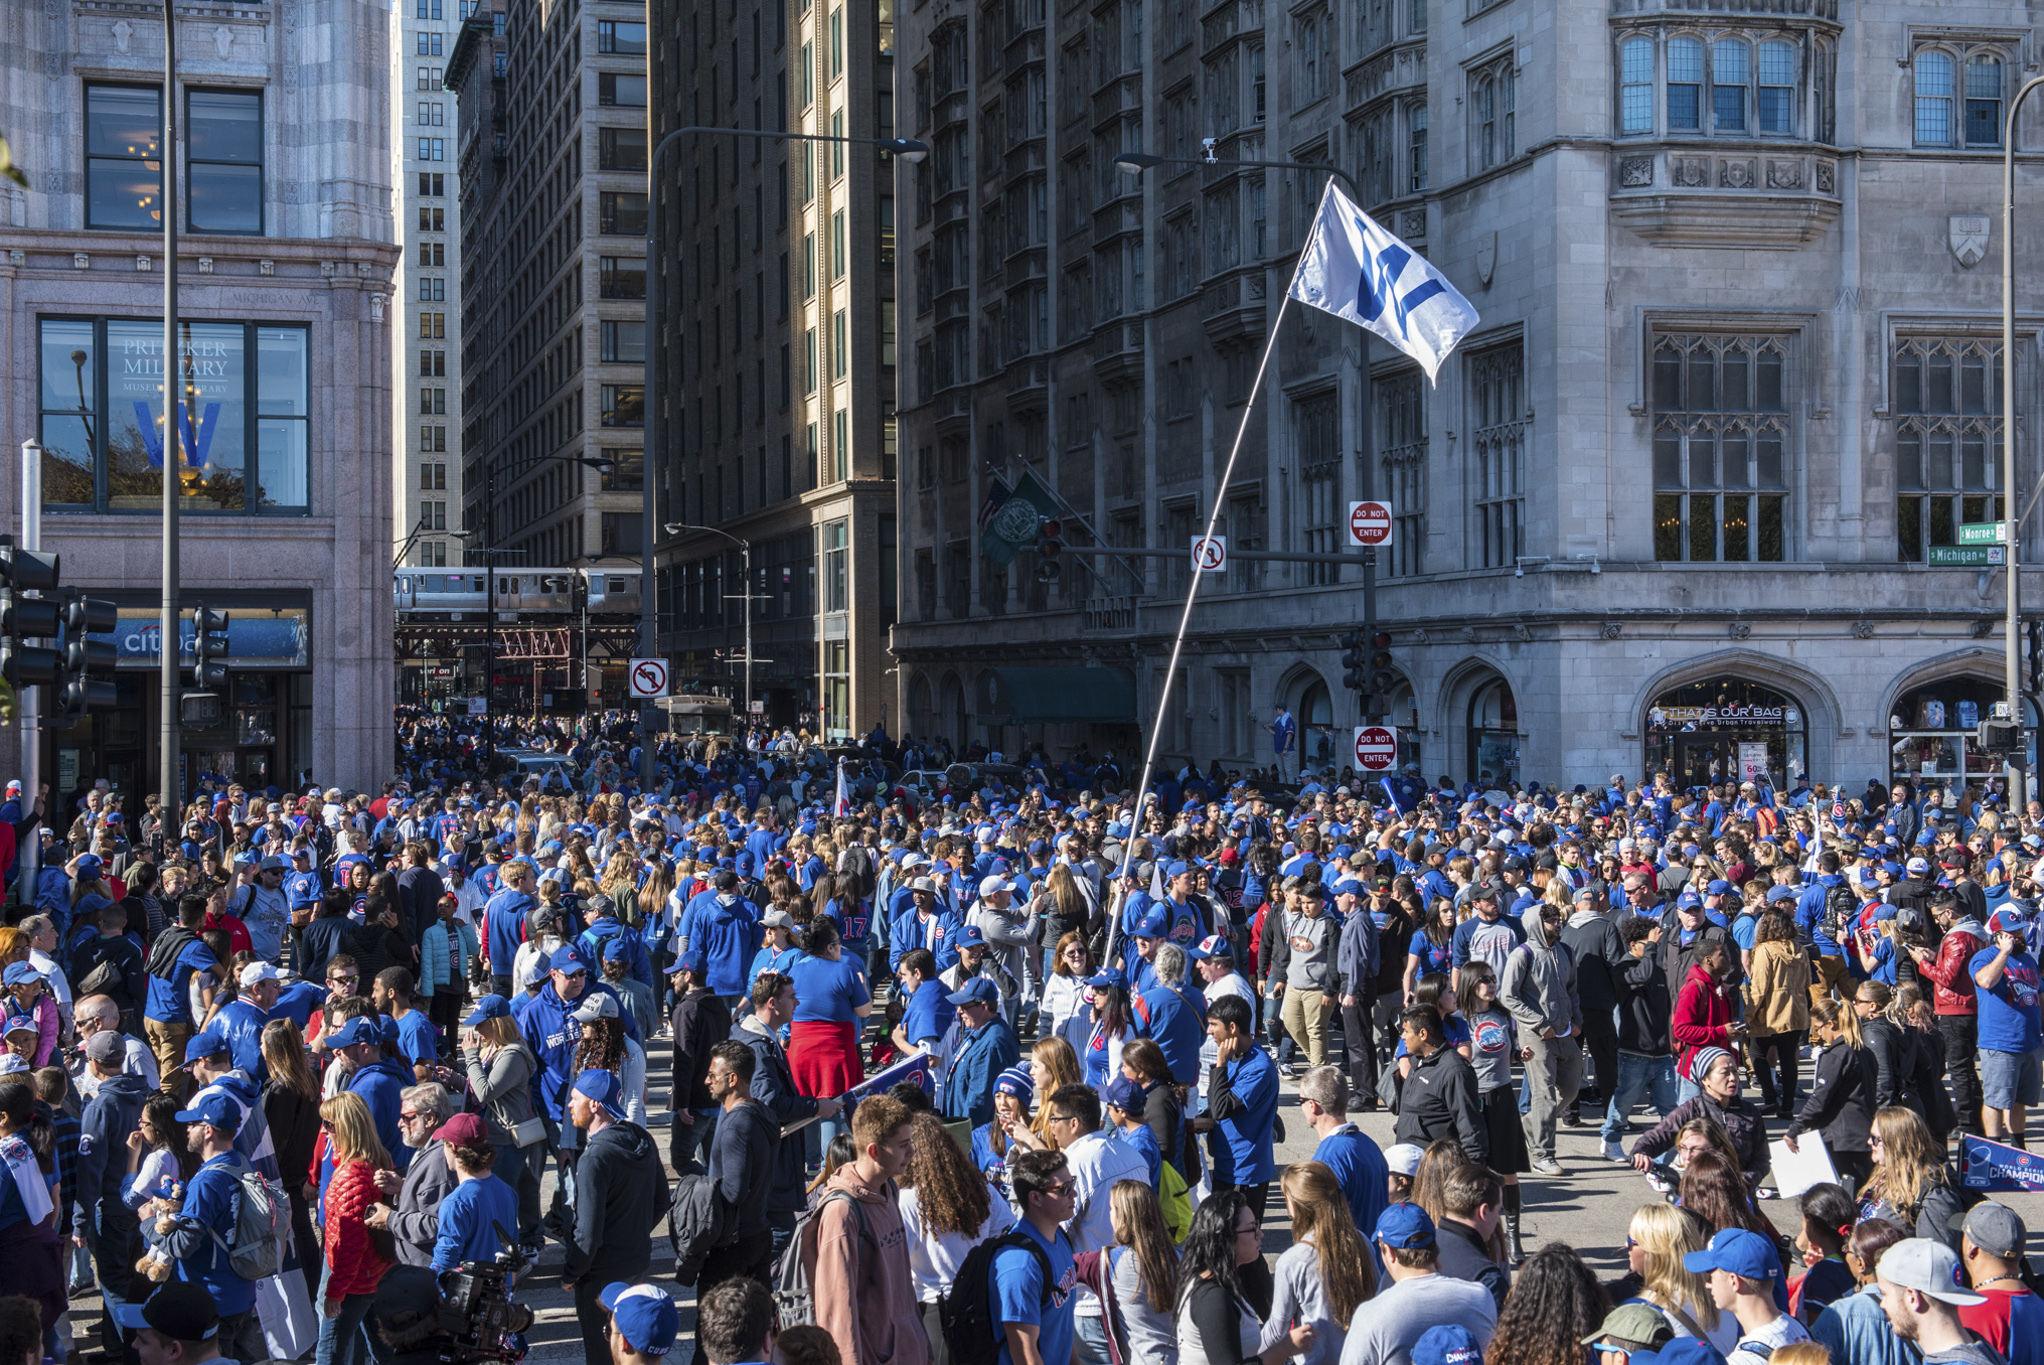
[1468,678,1520,788]
[1644,678,1807,788]
[1299,680,1337,774]
[1889,676,2023,786]
[39,316,311,513]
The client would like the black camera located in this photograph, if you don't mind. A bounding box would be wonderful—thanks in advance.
[436,1245,537,1364]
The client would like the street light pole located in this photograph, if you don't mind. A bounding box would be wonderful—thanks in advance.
[662,522,751,716]
[2004,76,2044,813]
[643,124,928,785]
[158,0,181,824]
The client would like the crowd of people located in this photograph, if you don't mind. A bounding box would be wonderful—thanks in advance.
[0,709,2036,1365]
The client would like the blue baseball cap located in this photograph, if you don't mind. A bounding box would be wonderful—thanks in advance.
[73,853,103,878]
[675,949,709,976]
[550,949,589,977]
[1102,1075,1144,1115]
[172,1091,242,1131]
[955,923,987,948]
[1412,1326,1483,1365]
[182,1032,231,1064]
[1187,934,1233,961]
[1085,966,1129,991]
[1134,907,1170,938]
[326,1014,384,1049]
[1626,1343,1728,1365]
[1682,1228,1780,1282]
[599,1283,679,1356]
[1675,890,1703,911]
[573,1068,625,1117]
[0,962,41,987]
[464,995,512,1027]
[946,976,1000,1008]
[1374,1202,1436,1249]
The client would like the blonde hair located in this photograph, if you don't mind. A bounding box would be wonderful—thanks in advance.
[1630,1201,1720,1332]
[1029,1036,1083,1143]
[1281,1161,1375,1328]
[1811,997,1863,1049]
[1861,1106,1947,1222]
[319,1091,394,1171]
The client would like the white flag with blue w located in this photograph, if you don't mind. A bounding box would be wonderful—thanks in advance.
[1287,181,1480,382]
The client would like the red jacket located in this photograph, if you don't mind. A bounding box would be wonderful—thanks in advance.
[1671,962,1733,1079]
[322,1158,393,1299]
[202,908,253,957]
[1917,920,1986,1016]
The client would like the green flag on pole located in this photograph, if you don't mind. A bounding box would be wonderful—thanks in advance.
[980,470,1062,566]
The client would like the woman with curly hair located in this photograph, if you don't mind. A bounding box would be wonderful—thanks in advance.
[896,1111,1013,1365]
[571,1000,647,1125]
[1856,1106,1965,1252]
[1484,1243,1609,1365]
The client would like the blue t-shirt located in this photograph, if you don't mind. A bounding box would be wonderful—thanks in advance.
[1311,1125,1390,1240]
[1132,985,1204,1085]
[1112,1121,1161,1187]
[789,954,871,1024]
[1971,947,2043,1053]
[394,1009,440,1069]
[1209,1048,1278,1186]
[990,1220,1078,1365]
[144,939,219,1025]
[900,979,955,1049]
[1407,935,1455,977]
[747,943,807,994]
[971,1121,1012,1198]
[432,1174,520,1272]
[268,980,328,1029]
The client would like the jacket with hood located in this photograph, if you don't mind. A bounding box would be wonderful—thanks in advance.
[483,888,536,970]
[1861,1016,1924,1116]
[567,1118,669,1284]
[1613,947,1672,1056]
[1918,917,1986,1015]
[811,1162,930,1365]
[346,1056,417,1173]
[74,1070,149,1240]
[1499,913,1581,1037]
[1630,1092,1769,1186]
[1393,1041,1488,1165]
[461,1037,537,1147]
[1743,939,1812,1036]
[1671,962,1735,1080]
[1560,909,1627,1012]
[734,1013,820,1212]
[1787,1040,1877,1154]
[519,979,636,1122]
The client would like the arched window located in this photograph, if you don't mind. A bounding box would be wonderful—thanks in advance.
[1620,36,1654,134]
[1965,54,2004,146]
[1667,37,1703,130]
[1758,40,1796,133]
[1712,37,1749,131]
[1915,49,1955,144]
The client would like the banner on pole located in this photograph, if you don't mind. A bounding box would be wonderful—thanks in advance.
[979,471,1063,566]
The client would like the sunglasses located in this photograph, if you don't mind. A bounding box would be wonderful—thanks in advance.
[329,974,359,984]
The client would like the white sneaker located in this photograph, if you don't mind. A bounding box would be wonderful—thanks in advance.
[1529,1156,1564,1176]
[1602,1140,1627,1162]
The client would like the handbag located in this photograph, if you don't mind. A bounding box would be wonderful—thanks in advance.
[511,1116,547,1148]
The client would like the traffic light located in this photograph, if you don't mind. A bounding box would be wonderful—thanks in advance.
[53,591,117,712]
[191,604,229,689]
[1034,517,1064,581]
[1340,630,1365,692]
[0,538,60,688]
[1367,630,1397,695]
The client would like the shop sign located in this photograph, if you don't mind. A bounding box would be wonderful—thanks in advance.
[101,612,310,668]
[1737,742,1771,784]
[1649,703,1799,728]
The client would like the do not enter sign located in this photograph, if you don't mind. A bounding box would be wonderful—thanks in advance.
[1348,501,1392,547]
[1354,725,1398,772]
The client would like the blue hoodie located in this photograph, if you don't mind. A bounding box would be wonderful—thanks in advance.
[347,1057,416,1172]
[1796,874,1847,957]
[518,979,637,1121]
[207,1000,271,1084]
[578,916,652,988]
[483,887,536,971]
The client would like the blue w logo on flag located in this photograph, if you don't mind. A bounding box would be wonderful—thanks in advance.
[1287,182,1479,382]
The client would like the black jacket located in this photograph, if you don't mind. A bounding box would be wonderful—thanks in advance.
[1907,1024,1958,1140]
[670,988,733,1114]
[262,1078,320,1205]
[735,1015,819,1213]
[1436,1216,1509,1310]
[1394,1044,1487,1166]
[1661,923,1742,994]
[706,1098,775,1242]
[1861,1017,1924,1116]
[1560,912,1628,1012]
[1788,1041,1877,1154]
[299,916,354,983]
[70,931,146,1015]
[568,1119,669,1284]
[1631,1093,1769,1187]
[74,1071,149,1241]
[1613,950,1672,1057]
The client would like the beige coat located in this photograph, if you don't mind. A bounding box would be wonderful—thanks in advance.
[1743,939,1812,1035]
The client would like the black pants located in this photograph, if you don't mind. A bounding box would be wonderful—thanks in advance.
[290,1190,322,1299]
[574,1276,614,1365]
[491,973,513,999]
[1579,1008,1618,1106]
[428,988,464,1052]
[690,1231,775,1365]
[1748,1031,1802,1114]
[87,1215,141,1360]
[1342,996,1379,1105]
[1940,1013,1983,1133]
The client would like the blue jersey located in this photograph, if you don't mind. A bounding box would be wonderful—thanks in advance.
[143,939,218,1026]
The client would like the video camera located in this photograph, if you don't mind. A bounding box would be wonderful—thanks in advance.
[369,1229,534,1365]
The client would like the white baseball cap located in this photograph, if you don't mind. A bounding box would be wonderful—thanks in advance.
[238,961,284,988]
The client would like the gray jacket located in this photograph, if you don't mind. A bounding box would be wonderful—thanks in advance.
[1498,913,1581,1037]
[463,1039,537,1147]
[389,1139,457,1267]
[1282,908,1341,992]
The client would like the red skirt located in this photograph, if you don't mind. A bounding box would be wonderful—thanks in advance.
[787,1019,865,1097]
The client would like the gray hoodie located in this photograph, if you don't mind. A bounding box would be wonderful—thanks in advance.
[1499,912,1582,1037]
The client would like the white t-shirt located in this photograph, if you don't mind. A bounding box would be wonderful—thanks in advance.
[1727,1312,1812,1365]
[898,1180,1017,1303]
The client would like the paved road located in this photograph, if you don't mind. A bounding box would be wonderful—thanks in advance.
[62,1027,2044,1364]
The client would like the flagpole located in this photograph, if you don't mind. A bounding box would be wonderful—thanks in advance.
[1111,289,1296,967]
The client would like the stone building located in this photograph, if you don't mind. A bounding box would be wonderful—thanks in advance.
[0,0,397,797]
[890,0,2044,790]
[645,0,903,739]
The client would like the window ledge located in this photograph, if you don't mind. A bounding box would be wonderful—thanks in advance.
[1612,146,1840,246]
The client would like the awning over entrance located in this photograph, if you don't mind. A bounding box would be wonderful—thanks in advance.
[988,667,1137,725]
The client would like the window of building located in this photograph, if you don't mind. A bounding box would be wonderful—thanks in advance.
[187,90,263,234]
[417,277,445,301]
[419,461,447,490]
[416,101,444,127]
[1628,31,1804,138]
[599,191,647,236]
[805,327,818,392]
[833,406,849,481]
[1895,337,2005,562]
[1469,340,1525,568]
[599,72,647,107]
[833,308,848,378]
[599,256,647,299]
[417,540,448,566]
[1378,367,1426,577]
[417,173,444,196]
[600,447,645,491]
[823,519,850,612]
[1408,102,1429,192]
[600,320,645,363]
[1650,333,1789,562]
[420,500,447,530]
[419,349,446,377]
[38,317,310,513]
[416,138,445,161]
[1915,47,2005,148]
[598,20,647,53]
[830,7,844,77]
[599,127,648,170]
[84,85,162,231]
[415,32,442,55]
[418,206,445,232]
[601,384,645,427]
[1295,392,1340,584]
[419,312,445,338]
[600,513,643,555]
[420,425,446,452]
[832,209,847,278]
[416,0,442,18]
[832,109,846,179]
[1620,35,1652,135]
[419,387,447,415]
[1472,56,1515,171]
[1294,8,1327,108]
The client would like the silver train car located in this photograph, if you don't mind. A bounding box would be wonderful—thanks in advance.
[394,568,642,616]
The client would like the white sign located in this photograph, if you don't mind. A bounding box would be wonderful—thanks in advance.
[1354,725,1398,772]
[1348,501,1392,547]
[1738,742,1771,785]
[749,699,766,714]
[629,657,671,699]
[1190,536,1227,573]
[466,698,487,716]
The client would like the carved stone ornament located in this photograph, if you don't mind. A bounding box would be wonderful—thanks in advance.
[197,257,213,274]
[369,293,386,321]
[1852,620,1876,640]
[1674,156,1709,188]
[1720,159,1756,190]
[1950,215,1990,269]
[135,255,149,271]
[1815,161,1835,194]
[1766,159,1802,190]
[320,261,336,278]
[1461,626,1478,643]
[1729,621,1752,640]
[112,19,132,52]
[1401,209,1426,239]
[1475,231,1497,287]
[1619,156,1654,188]
[214,26,233,60]
[72,253,88,270]
[259,259,275,275]
[1599,622,1623,640]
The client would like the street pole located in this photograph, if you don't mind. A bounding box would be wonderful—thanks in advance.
[19,440,40,888]
[2003,76,2044,813]
[483,463,495,778]
[1357,332,1379,730]
[741,540,752,718]
[158,0,181,822]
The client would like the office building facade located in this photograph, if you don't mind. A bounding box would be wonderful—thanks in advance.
[0,0,397,796]
[891,0,2044,789]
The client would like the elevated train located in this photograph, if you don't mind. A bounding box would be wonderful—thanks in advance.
[393,567,642,617]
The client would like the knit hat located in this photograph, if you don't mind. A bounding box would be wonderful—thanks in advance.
[993,1065,1034,1102]
[1689,1046,1733,1083]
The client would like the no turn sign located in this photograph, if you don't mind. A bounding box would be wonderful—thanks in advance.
[1348,501,1393,547]
[1354,725,1398,772]
[1190,536,1227,573]
[629,657,671,699]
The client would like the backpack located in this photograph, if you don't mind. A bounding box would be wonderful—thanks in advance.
[1821,883,1857,943]
[1158,1159,1192,1243]
[773,1189,874,1328]
[942,1230,1054,1365]
[206,1157,286,1281]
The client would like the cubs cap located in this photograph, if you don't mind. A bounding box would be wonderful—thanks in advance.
[1682,1228,1780,1282]
[1374,1202,1436,1249]
[1187,934,1233,961]
[182,1031,232,1063]
[111,1283,220,1340]
[945,976,999,1008]
[600,1283,680,1356]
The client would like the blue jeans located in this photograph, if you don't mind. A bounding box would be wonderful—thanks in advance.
[315,1269,379,1365]
[1074,1311,1113,1365]
[1603,1052,1681,1143]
